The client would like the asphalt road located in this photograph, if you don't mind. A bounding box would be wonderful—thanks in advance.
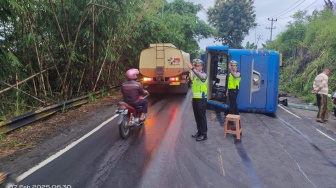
[18,90,336,188]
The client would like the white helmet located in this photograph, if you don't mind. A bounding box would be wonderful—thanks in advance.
[193,59,204,66]
[230,60,238,65]
[125,68,139,80]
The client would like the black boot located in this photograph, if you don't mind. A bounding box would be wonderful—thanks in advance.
[196,134,207,141]
[191,132,201,138]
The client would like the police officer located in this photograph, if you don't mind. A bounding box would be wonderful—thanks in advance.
[226,60,241,115]
[186,59,208,141]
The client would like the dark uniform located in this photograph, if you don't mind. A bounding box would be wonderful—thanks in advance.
[190,60,208,141]
[227,60,241,115]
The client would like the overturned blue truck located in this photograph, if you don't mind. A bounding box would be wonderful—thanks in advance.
[202,46,282,115]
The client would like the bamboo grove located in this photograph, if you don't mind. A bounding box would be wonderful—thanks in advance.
[0,0,214,120]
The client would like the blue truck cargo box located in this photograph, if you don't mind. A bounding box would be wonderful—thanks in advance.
[202,46,281,114]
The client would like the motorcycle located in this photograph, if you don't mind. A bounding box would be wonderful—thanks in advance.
[0,172,17,188]
[116,95,148,139]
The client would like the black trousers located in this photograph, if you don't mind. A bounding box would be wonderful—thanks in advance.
[192,98,208,135]
[228,89,239,115]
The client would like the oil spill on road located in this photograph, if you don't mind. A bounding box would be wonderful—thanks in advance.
[235,143,263,188]
[310,143,336,168]
[278,117,336,168]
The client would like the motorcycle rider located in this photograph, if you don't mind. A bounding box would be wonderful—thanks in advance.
[121,68,149,121]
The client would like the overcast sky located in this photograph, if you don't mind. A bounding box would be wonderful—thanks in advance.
[169,0,325,50]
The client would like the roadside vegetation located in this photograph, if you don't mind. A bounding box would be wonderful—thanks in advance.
[266,8,336,107]
[0,0,215,120]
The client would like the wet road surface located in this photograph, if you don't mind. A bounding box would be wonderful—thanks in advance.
[19,90,336,188]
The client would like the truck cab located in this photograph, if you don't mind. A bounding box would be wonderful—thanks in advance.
[203,46,281,114]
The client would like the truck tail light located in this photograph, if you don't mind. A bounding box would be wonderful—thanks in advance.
[169,77,179,81]
[143,77,153,82]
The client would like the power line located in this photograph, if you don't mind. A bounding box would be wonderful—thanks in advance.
[258,0,304,24]
[253,0,322,44]
[277,0,318,19]
[303,0,319,10]
[274,0,307,18]
[271,0,304,18]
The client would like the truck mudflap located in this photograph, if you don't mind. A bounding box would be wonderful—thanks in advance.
[169,82,180,85]
[145,83,189,94]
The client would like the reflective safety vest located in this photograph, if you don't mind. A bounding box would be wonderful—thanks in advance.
[192,75,208,98]
[228,73,241,89]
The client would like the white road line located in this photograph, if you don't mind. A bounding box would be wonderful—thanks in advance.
[17,114,119,182]
[278,104,302,119]
[282,147,317,188]
[316,128,336,141]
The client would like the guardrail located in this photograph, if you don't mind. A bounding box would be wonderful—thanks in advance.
[0,86,121,134]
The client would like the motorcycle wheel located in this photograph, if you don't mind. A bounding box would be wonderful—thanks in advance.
[334,108,336,117]
[119,116,130,139]
[0,173,17,188]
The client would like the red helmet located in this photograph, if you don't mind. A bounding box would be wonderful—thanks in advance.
[125,68,139,80]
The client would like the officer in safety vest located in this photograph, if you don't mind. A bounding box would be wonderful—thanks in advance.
[186,59,208,141]
[226,60,241,115]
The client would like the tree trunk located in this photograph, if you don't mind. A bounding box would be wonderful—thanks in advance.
[25,6,64,90]
[93,41,112,92]
[92,1,95,74]
[48,0,68,52]
[290,48,297,82]
[16,72,19,114]
[62,5,91,97]
[0,68,51,94]
[45,69,52,95]
[30,63,37,96]
[1,81,45,104]
[29,20,47,96]
[77,67,86,94]
[61,0,71,43]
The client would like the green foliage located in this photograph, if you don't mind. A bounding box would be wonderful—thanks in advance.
[100,89,106,99]
[0,116,6,121]
[61,102,67,113]
[14,104,24,117]
[267,9,336,108]
[88,93,96,103]
[0,132,5,142]
[8,139,25,147]
[0,0,215,119]
[244,41,256,49]
[134,0,214,58]
[267,12,308,62]
[207,0,256,48]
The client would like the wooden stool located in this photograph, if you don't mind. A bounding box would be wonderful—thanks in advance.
[224,114,242,139]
